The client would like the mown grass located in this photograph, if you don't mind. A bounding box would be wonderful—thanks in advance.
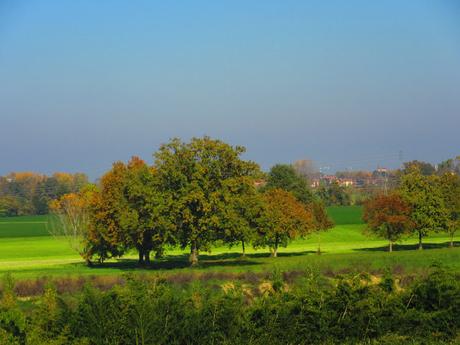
[327,205,364,224]
[0,207,458,280]
[0,215,49,237]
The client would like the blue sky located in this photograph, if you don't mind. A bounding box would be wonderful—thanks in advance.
[0,0,459,178]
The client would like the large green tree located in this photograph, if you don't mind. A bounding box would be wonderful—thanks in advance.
[154,137,261,265]
[399,169,448,250]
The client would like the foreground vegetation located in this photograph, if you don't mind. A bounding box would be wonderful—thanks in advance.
[0,266,459,345]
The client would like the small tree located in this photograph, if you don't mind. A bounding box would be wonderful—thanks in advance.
[363,193,413,252]
[439,173,460,247]
[257,189,314,257]
[48,186,95,264]
[311,200,334,254]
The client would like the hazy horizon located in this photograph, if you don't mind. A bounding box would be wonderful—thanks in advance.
[1,1,459,179]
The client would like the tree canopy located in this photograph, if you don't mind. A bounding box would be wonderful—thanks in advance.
[264,164,314,204]
[363,192,413,252]
[256,188,314,257]
[398,169,448,249]
[439,172,460,247]
[154,137,262,264]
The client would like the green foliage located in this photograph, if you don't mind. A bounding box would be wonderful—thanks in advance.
[439,173,460,246]
[399,170,449,249]
[315,181,351,206]
[0,274,25,344]
[0,196,21,217]
[0,268,458,344]
[263,164,314,204]
[402,160,436,176]
[154,136,262,264]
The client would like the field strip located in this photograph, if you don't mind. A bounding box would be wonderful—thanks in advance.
[0,258,82,268]
[0,222,48,224]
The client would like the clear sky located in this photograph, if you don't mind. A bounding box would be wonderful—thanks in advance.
[1,0,459,178]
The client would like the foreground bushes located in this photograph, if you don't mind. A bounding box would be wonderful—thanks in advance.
[0,267,459,345]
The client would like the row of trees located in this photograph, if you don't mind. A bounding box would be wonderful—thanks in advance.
[363,168,460,251]
[0,172,88,216]
[51,137,333,266]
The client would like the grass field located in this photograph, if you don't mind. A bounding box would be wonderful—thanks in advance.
[0,207,458,280]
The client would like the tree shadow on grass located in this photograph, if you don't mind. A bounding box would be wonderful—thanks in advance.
[354,241,459,253]
[84,250,317,272]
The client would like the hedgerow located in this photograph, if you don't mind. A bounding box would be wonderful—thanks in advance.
[0,267,458,345]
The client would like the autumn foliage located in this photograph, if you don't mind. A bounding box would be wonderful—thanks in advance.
[257,189,315,257]
[363,193,413,252]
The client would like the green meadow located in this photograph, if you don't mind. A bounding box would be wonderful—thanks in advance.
[0,206,458,280]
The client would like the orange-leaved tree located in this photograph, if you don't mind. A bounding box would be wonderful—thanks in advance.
[363,192,413,252]
[89,157,174,265]
[257,188,315,257]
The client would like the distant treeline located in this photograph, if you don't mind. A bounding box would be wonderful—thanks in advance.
[0,266,458,344]
[0,172,89,216]
[331,157,460,206]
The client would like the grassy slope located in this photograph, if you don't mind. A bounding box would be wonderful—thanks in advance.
[0,208,458,279]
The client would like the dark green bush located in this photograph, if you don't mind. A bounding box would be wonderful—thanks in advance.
[0,267,458,345]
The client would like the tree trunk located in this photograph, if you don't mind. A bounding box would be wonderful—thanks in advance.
[241,240,246,257]
[190,241,198,266]
[450,234,454,248]
[418,232,423,250]
[317,233,322,255]
[144,250,151,265]
[272,237,279,258]
[389,241,393,253]
[138,249,145,265]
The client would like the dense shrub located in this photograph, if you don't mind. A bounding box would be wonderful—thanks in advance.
[0,268,458,344]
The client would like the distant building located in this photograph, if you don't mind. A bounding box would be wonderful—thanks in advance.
[338,178,354,187]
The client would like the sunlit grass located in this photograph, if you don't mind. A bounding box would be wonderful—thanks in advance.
[0,208,458,280]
